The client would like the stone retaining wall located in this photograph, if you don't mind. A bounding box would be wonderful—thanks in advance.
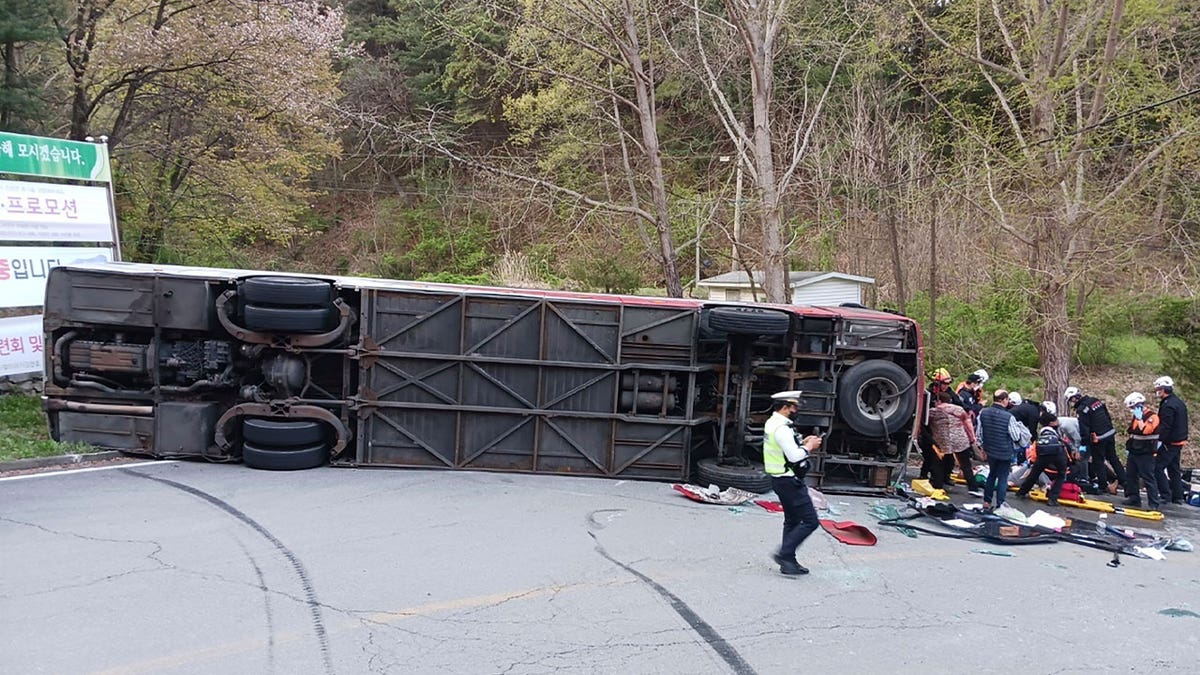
[0,372,44,396]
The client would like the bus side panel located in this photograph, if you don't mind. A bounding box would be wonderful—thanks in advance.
[355,288,698,480]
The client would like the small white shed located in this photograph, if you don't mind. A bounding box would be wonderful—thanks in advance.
[697,271,875,306]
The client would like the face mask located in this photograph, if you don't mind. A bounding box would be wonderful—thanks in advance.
[1132,406,1144,420]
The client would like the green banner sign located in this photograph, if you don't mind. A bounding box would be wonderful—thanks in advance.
[0,131,111,183]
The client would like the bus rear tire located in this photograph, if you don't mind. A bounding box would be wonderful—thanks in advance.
[242,441,328,471]
[242,305,333,333]
[240,276,333,306]
[243,418,326,446]
[694,457,773,493]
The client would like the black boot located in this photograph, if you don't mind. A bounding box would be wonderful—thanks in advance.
[772,551,808,575]
[1122,497,1141,507]
[780,560,809,575]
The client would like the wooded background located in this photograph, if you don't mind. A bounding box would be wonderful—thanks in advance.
[3,0,1198,401]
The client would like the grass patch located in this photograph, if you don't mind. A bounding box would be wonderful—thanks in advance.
[1103,335,1168,366]
[0,394,94,462]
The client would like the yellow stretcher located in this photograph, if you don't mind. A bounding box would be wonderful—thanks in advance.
[949,474,1017,492]
[1026,489,1164,521]
[911,479,950,501]
[948,475,1164,521]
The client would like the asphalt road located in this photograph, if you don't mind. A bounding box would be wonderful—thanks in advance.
[2,461,1198,674]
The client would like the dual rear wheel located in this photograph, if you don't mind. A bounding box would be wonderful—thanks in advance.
[241,418,329,470]
[240,276,335,333]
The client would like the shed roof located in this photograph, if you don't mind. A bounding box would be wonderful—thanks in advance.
[696,271,875,288]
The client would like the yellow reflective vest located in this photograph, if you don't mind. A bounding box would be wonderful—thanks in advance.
[763,412,793,477]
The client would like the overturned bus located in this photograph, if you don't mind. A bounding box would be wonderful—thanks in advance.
[41,262,923,494]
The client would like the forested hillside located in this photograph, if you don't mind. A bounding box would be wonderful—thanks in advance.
[2,0,1198,399]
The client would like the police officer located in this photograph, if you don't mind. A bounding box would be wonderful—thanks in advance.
[1066,386,1127,496]
[1121,392,1161,509]
[1153,376,1189,504]
[764,390,824,576]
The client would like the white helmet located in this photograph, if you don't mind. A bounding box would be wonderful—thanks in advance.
[1154,375,1174,389]
[973,369,990,384]
[1009,392,1023,405]
[1064,386,1081,401]
[1124,392,1145,408]
[1041,400,1058,416]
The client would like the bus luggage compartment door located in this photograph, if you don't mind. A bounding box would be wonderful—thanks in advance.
[353,289,698,480]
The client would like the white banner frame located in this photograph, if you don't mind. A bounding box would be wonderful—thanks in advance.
[0,314,44,377]
[0,245,115,308]
[0,180,115,243]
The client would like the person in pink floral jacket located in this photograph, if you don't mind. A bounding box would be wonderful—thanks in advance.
[927,390,979,492]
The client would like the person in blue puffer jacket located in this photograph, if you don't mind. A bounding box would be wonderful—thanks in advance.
[977,390,1030,512]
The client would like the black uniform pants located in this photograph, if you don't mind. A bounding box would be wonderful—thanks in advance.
[1156,443,1185,502]
[918,433,934,479]
[1089,436,1126,492]
[921,446,955,489]
[772,475,820,561]
[953,449,975,489]
[1126,452,1161,507]
[1017,453,1067,500]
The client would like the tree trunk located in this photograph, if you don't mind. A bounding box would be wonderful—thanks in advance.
[1034,280,1072,408]
[620,1,682,297]
[1,42,14,128]
[746,25,786,303]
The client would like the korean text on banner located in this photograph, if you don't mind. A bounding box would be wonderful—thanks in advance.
[0,180,114,243]
[0,131,111,183]
[0,246,114,309]
[0,314,43,377]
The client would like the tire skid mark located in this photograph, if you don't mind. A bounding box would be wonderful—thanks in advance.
[123,469,334,675]
[233,536,277,674]
[588,532,757,675]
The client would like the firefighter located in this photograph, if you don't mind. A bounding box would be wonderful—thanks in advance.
[1121,392,1161,509]
[930,367,954,400]
[1066,386,1127,496]
[920,368,955,481]
[1153,376,1189,504]
[1015,411,1069,506]
[763,390,824,576]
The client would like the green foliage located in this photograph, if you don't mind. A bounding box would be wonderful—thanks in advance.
[371,198,496,280]
[0,395,93,461]
[1073,293,1144,366]
[901,281,1039,384]
[521,243,562,286]
[417,271,493,285]
[0,0,63,132]
[896,285,1186,396]
[1155,297,1200,397]
[568,254,643,294]
[1103,335,1168,366]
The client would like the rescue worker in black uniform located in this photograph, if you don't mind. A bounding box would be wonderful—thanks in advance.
[1066,386,1127,496]
[955,369,988,419]
[1121,392,1161,509]
[1153,376,1189,504]
[1008,392,1041,462]
[1015,411,1069,505]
